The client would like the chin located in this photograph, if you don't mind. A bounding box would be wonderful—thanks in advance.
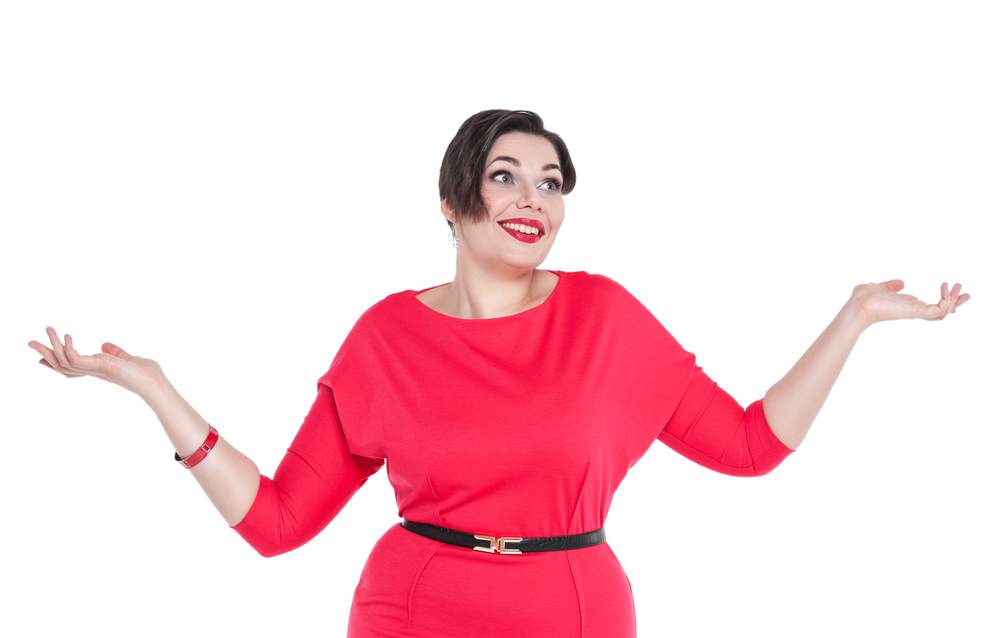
[499,254,548,270]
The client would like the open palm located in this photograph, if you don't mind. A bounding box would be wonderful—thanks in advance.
[28,327,164,396]
[852,280,971,326]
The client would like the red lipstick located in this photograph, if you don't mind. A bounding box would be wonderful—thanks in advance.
[497,217,546,244]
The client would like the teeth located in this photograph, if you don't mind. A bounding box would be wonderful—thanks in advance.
[500,222,540,236]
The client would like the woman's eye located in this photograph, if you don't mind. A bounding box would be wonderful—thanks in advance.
[489,170,562,191]
[491,171,513,184]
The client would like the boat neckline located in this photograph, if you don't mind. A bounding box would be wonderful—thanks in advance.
[404,269,566,323]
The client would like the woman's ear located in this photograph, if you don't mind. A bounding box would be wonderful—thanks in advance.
[440,198,456,225]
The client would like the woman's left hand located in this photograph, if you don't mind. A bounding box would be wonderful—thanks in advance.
[850,279,971,328]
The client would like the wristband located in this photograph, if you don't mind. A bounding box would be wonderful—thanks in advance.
[174,425,219,469]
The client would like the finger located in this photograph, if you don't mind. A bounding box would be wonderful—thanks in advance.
[30,339,65,373]
[928,302,947,320]
[937,293,955,319]
[939,292,953,318]
[63,334,99,373]
[936,283,953,313]
[934,288,949,314]
[62,333,83,373]
[880,279,904,291]
[28,339,56,360]
[103,341,131,359]
[57,332,89,375]
[38,357,84,377]
[46,327,71,369]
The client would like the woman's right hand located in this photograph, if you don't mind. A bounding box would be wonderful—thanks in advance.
[28,327,167,398]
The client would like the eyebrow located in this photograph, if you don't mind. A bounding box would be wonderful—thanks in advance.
[487,155,562,174]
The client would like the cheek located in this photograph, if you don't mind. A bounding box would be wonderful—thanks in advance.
[549,208,566,228]
[481,184,513,207]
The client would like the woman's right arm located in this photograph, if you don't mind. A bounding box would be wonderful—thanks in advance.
[142,378,386,558]
[142,377,261,528]
[30,328,385,559]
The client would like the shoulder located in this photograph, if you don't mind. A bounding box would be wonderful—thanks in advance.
[579,271,626,293]
[567,269,631,304]
[325,292,399,359]
[570,270,666,331]
[319,293,395,382]
[351,290,404,328]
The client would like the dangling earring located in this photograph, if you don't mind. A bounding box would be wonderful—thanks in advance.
[449,228,459,248]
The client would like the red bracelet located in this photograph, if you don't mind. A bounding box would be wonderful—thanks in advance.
[174,425,219,469]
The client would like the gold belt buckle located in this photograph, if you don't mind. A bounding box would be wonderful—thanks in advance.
[473,533,523,554]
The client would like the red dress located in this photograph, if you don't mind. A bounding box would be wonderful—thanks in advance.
[231,269,795,637]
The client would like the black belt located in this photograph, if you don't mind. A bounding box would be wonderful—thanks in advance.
[400,519,606,555]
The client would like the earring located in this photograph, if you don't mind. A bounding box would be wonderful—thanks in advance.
[449,229,458,248]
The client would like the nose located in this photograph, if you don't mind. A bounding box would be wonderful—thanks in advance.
[517,184,543,212]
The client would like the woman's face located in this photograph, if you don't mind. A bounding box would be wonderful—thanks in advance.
[446,131,565,272]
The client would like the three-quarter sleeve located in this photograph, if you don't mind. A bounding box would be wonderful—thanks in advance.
[655,363,794,476]
[230,307,388,557]
[230,382,385,557]
[603,274,795,477]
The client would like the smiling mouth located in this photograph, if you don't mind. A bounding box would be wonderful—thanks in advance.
[496,219,545,236]
[497,220,545,243]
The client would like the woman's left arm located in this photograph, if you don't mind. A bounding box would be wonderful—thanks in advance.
[762,279,971,450]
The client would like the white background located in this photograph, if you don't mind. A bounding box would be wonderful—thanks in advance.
[2,1,996,636]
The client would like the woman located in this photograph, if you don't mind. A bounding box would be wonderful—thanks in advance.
[28,109,971,637]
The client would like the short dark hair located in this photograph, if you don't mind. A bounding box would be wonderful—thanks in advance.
[438,109,577,234]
